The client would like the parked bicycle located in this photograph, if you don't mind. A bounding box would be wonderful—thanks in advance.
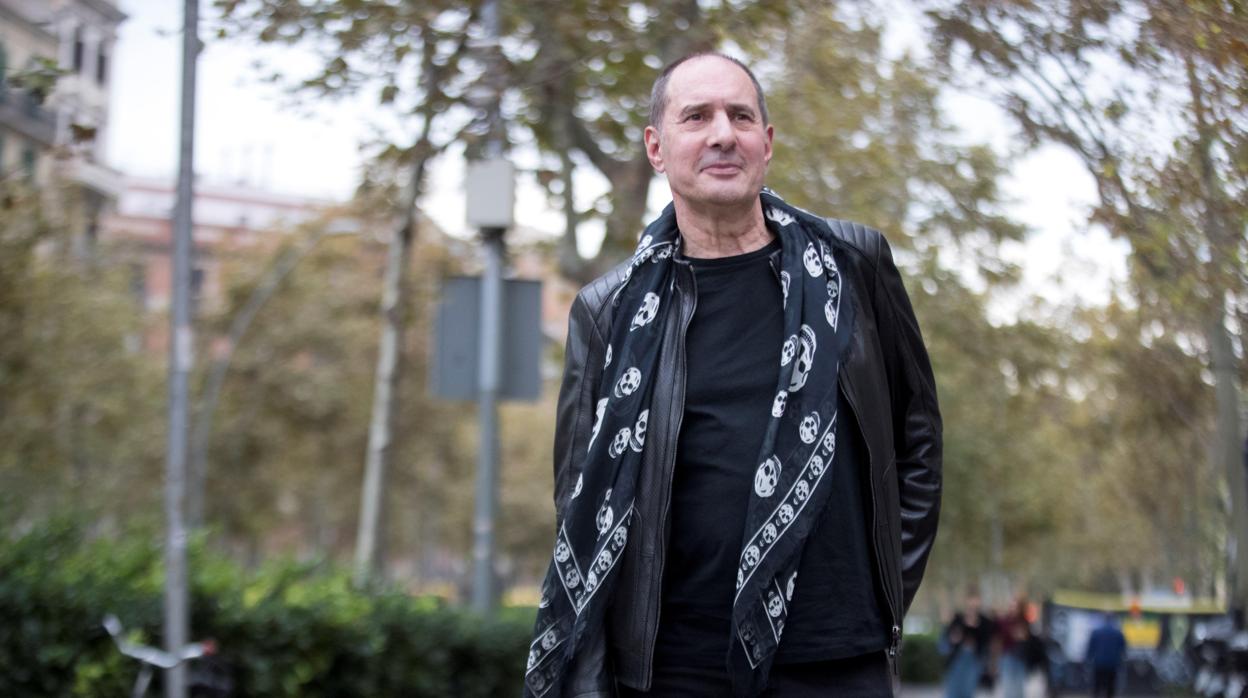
[102,615,229,698]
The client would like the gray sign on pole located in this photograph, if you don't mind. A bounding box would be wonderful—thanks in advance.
[432,276,542,401]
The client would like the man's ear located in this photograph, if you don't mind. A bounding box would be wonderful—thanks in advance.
[764,123,774,166]
[644,125,664,173]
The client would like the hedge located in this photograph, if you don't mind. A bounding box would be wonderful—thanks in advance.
[2,521,948,695]
[0,522,533,697]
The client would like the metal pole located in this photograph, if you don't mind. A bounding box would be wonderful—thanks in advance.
[164,1,198,696]
[471,228,505,614]
[468,0,506,616]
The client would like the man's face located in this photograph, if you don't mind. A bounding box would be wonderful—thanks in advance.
[644,56,773,211]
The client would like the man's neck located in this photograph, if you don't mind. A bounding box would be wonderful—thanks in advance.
[674,197,773,259]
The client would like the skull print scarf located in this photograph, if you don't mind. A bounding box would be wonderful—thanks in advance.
[525,190,855,698]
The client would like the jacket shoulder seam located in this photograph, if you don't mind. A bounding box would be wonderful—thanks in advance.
[577,260,631,342]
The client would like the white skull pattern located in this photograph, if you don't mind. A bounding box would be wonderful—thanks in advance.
[737,569,744,589]
[795,479,810,501]
[571,472,584,499]
[780,335,798,366]
[771,390,788,418]
[827,278,840,301]
[810,454,826,477]
[555,540,571,563]
[744,545,760,567]
[825,298,839,330]
[822,430,836,452]
[604,344,613,369]
[822,243,837,275]
[762,522,778,544]
[541,629,558,650]
[799,412,821,444]
[584,570,599,593]
[615,367,642,398]
[803,242,824,277]
[630,410,649,452]
[588,397,609,452]
[788,325,817,393]
[754,456,780,498]
[765,206,795,227]
[767,591,784,618]
[630,293,661,331]
[612,526,627,548]
[608,427,631,459]
[565,568,581,588]
[780,271,791,307]
[637,234,652,251]
[787,571,798,601]
[596,490,614,533]
[528,649,539,669]
[596,550,613,572]
[652,245,673,261]
[778,504,795,524]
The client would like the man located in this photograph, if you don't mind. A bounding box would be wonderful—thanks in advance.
[525,52,942,698]
[1085,614,1127,698]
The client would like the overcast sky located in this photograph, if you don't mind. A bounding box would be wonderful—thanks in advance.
[107,0,1128,311]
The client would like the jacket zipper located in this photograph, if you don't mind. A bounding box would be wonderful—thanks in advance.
[642,265,697,687]
[840,380,902,673]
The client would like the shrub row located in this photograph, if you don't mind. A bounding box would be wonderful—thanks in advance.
[0,522,532,697]
[1,521,945,695]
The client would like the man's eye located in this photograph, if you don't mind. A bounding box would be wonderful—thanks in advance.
[686,113,703,121]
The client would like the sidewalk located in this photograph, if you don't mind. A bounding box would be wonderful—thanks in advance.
[900,673,1052,697]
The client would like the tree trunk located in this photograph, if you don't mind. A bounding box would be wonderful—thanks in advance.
[1186,57,1246,611]
[1210,310,1247,608]
[353,152,429,588]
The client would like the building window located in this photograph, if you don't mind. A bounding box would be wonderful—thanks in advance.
[21,142,36,179]
[191,266,205,315]
[96,45,108,85]
[129,263,147,308]
[73,27,85,72]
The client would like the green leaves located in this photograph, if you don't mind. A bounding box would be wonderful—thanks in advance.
[0,521,534,697]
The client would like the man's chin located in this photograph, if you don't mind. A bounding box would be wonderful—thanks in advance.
[676,184,759,209]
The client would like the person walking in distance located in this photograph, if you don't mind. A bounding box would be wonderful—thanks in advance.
[1085,613,1127,698]
[941,589,994,698]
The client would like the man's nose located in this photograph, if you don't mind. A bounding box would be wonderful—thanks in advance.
[706,110,735,148]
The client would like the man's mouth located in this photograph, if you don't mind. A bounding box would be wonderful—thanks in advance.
[702,161,743,173]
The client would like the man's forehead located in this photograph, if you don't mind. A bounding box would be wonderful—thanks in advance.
[666,55,757,104]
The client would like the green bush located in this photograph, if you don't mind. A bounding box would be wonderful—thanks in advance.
[899,632,944,684]
[0,521,533,697]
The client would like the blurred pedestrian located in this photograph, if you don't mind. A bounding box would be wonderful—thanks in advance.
[995,595,1032,698]
[1084,613,1126,698]
[942,590,994,698]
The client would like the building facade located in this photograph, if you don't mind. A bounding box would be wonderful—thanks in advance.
[0,0,125,251]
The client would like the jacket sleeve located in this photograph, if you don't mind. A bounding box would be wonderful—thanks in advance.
[551,293,615,696]
[553,294,597,524]
[873,233,943,614]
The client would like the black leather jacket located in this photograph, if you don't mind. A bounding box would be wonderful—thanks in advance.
[551,218,942,696]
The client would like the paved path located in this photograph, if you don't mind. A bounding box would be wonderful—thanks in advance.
[900,673,1057,697]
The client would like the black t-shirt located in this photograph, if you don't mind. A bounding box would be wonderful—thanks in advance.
[653,236,888,677]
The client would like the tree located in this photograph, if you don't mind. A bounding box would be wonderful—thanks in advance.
[0,181,165,528]
[923,0,1248,607]
[214,0,482,584]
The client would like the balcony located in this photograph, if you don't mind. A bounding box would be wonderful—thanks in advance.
[0,88,56,147]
